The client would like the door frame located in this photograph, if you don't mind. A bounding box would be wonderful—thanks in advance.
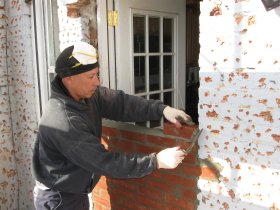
[96,0,186,110]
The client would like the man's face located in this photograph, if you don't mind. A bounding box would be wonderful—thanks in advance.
[68,67,100,101]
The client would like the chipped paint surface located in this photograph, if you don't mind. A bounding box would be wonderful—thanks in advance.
[198,1,280,209]
[1,0,37,209]
[57,0,90,50]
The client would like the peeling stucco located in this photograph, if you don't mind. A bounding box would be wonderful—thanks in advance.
[0,0,37,209]
[198,1,280,209]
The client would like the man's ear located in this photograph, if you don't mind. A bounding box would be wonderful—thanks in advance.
[62,76,73,87]
[62,76,72,84]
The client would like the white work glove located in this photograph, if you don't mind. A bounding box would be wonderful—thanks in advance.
[156,147,185,169]
[163,106,194,127]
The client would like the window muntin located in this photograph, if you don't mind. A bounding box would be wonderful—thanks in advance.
[132,12,176,128]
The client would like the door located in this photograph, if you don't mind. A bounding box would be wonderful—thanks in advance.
[97,0,186,127]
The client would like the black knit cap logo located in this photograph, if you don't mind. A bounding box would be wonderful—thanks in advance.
[55,42,99,78]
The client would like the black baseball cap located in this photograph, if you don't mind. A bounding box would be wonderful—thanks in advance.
[55,41,99,78]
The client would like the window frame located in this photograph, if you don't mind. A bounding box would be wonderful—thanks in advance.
[131,10,178,128]
[33,0,59,117]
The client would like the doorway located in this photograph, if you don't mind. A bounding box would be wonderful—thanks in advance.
[97,0,187,127]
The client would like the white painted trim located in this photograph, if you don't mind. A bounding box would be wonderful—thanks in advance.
[97,0,110,88]
[33,0,49,117]
[107,0,117,90]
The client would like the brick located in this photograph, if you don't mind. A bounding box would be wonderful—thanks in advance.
[180,189,197,200]
[93,196,111,209]
[67,7,80,18]
[177,140,198,155]
[137,196,162,209]
[200,167,220,180]
[121,130,146,143]
[146,135,177,148]
[140,178,175,192]
[184,154,197,164]
[107,178,137,192]
[102,126,118,137]
[112,139,135,152]
[180,164,202,177]
[163,193,195,210]
[134,143,159,154]
[136,184,163,201]
[160,173,197,189]
[101,136,109,150]
[92,203,104,210]
[163,122,197,139]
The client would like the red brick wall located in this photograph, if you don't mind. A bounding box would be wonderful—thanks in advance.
[92,122,220,210]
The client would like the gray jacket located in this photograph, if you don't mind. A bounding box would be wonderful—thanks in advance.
[32,76,166,193]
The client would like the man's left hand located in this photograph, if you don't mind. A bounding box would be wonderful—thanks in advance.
[163,106,194,127]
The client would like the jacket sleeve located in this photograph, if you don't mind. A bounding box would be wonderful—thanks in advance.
[52,118,158,179]
[98,87,167,122]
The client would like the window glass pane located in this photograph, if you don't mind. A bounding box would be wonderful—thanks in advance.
[133,16,145,53]
[149,56,160,91]
[150,93,160,100]
[134,56,146,93]
[164,92,173,107]
[149,17,160,53]
[163,18,173,52]
[163,55,173,89]
[150,94,161,128]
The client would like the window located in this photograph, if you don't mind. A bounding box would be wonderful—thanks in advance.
[33,0,59,116]
[132,12,176,128]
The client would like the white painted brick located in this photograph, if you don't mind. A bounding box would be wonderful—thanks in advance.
[251,125,280,146]
[198,118,255,143]
[200,0,264,16]
[60,0,79,4]
[8,25,32,37]
[7,15,31,28]
[59,18,89,31]
[0,76,8,87]
[7,36,33,68]
[6,2,30,16]
[199,0,280,208]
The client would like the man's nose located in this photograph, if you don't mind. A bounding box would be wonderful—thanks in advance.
[94,75,100,86]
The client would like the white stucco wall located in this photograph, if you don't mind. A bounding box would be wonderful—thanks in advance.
[57,0,90,51]
[198,1,280,209]
[0,7,18,208]
[0,0,37,209]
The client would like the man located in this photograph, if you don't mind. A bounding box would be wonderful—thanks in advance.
[32,41,193,210]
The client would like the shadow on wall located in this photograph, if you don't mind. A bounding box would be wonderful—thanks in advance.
[92,122,221,210]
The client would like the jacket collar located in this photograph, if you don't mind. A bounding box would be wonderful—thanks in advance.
[51,75,90,110]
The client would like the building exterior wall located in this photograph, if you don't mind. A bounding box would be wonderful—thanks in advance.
[57,0,97,51]
[1,0,280,209]
[93,121,213,210]
[0,1,18,209]
[0,0,37,209]
[198,1,280,209]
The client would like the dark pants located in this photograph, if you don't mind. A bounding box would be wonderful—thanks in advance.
[33,186,89,210]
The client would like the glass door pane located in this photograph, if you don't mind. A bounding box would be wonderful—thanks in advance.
[163,18,173,52]
[149,17,160,53]
[149,56,160,91]
[163,55,173,89]
[132,11,177,128]
[133,16,145,53]
[134,56,146,93]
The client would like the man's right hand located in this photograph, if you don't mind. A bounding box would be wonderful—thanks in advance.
[156,147,185,169]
